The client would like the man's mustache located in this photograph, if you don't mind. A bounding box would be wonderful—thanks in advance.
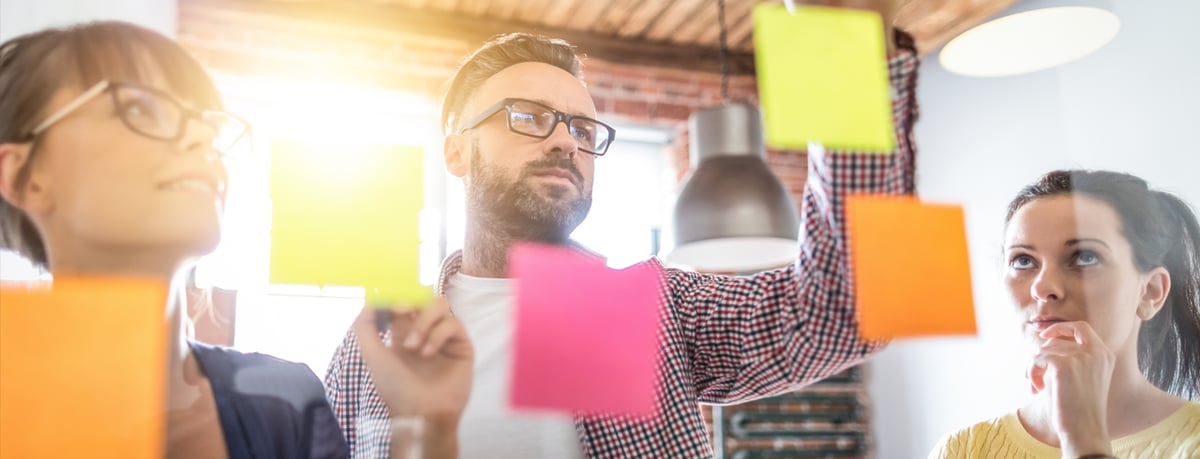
[520,157,584,184]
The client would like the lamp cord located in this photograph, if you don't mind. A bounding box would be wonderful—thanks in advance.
[718,0,730,104]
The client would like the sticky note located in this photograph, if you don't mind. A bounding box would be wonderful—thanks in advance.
[269,140,432,306]
[846,196,977,339]
[1,277,168,459]
[509,244,662,417]
[753,4,896,152]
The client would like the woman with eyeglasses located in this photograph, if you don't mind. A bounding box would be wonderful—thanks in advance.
[0,21,472,458]
[929,170,1200,458]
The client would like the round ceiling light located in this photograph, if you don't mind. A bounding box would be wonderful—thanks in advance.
[940,4,1120,77]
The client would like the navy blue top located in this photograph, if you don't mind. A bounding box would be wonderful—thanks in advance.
[190,342,349,459]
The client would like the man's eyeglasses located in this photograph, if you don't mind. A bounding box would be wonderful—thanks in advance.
[458,98,616,156]
[29,80,251,158]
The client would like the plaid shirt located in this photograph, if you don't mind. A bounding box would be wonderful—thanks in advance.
[325,46,919,458]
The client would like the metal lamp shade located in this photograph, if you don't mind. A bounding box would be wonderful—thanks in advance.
[665,104,800,273]
[939,0,1120,77]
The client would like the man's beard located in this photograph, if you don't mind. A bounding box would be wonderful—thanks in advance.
[466,142,592,243]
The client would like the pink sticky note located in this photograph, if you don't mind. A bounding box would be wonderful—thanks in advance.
[509,244,662,417]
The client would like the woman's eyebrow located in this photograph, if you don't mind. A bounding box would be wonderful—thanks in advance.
[1066,238,1111,250]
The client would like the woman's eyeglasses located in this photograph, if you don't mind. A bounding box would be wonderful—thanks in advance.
[29,80,251,158]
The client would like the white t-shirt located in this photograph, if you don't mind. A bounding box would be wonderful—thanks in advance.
[445,273,585,458]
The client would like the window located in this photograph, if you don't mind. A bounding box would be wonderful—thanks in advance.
[572,127,676,268]
[199,76,442,374]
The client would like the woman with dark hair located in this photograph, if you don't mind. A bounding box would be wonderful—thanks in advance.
[0,21,471,458]
[930,170,1200,458]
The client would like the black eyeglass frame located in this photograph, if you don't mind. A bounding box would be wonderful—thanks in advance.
[28,80,252,157]
[456,97,616,157]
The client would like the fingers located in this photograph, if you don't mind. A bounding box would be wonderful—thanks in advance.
[353,306,394,366]
[1030,351,1063,369]
[1027,339,1078,395]
[387,309,417,346]
[422,317,466,357]
[1031,342,1078,368]
[357,299,461,360]
[398,300,450,350]
[1038,321,1102,345]
[1038,339,1081,355]
[1028,364,1046,394]
[372,298,455,355]
[1027,335,1105,394]
[1039,324,1078,342]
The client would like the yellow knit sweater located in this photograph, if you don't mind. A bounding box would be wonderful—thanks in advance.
[928,402,1200,459]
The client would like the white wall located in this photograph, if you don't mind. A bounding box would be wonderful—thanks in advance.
[869,1,1200,457]
[0,0,177,41]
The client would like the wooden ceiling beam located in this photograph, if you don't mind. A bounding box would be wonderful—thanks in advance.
[642,0,712,42]
[185,0,757,75]
[910,0,1020,53]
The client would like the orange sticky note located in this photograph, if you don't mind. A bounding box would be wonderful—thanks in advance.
[1,277,168,459]
[846,196,976,339]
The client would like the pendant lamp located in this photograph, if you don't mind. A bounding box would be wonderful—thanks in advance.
[940,0,1120,77]
[664,0,800,273]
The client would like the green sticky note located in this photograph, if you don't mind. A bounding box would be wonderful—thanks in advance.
[753,4,896,153]
[269,140,433,306]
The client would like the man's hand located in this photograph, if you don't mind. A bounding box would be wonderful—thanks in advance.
[353,300,474,458]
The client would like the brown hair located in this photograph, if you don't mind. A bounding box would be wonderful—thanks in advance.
[0,21,222,269]
[1006,170,1200,400]
[440,33,583,135]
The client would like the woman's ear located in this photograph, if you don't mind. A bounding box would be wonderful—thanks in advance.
[0,143,30,203]
[444,134,468,178]
[1136,266,1171,321]
[0,143,53,214]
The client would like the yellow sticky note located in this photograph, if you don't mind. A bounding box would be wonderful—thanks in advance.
[753,4,896,152]
[269,140,433,306]
[846,196,977,339]
[1,277,168,459]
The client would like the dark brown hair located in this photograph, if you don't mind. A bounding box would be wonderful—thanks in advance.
[1006,170,1200,400]
[0,21,222,269]
[440,33,583,135]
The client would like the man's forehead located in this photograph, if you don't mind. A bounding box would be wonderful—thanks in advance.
[471,62,595,116]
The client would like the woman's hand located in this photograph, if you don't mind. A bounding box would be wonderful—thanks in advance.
[353,299,474,458]
[1028,321,1116,457]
